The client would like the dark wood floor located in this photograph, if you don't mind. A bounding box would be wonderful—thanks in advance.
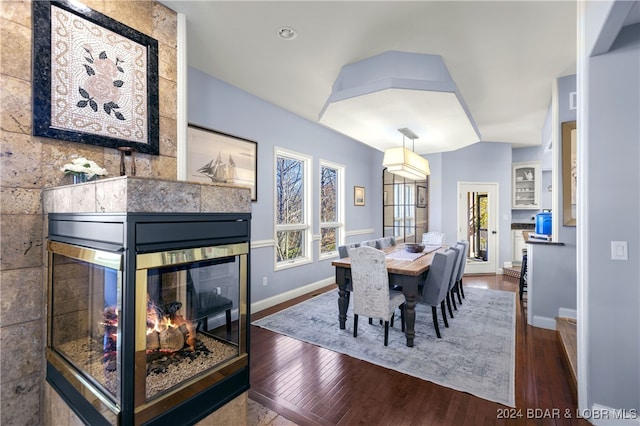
[248,275,588,426]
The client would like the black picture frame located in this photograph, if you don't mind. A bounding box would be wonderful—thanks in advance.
[187,124,258,201]
[32,0,160,155]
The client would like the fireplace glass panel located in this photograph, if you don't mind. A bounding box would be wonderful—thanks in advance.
[143,256,241,401]
[50,250,123,404]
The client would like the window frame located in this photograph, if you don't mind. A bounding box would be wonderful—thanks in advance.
[318,159,345,260]
[273,147,313,271]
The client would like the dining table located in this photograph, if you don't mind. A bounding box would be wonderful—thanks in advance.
[331,244,446,347]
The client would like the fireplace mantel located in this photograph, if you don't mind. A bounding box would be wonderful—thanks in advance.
[42,176,251,214]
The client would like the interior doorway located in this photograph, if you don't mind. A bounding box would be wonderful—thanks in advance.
[457,182,499,274]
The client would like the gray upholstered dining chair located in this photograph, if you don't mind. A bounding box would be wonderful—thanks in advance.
[349,246,406,346]
[338,242,360,259]
[453,240,469,302]
[445,245,462,318]
[375,236,396,249]
[417,249,457,338]
[422,231,445,246]
[338,243,361,306]
[360,240,378,248]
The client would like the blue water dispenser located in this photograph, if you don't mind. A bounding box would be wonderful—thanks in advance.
[535,212,552,235]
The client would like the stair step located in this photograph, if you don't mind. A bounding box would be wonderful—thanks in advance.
[503,266,521,279]
[556,317,577,394]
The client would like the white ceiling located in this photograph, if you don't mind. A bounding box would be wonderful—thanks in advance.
[161,1,579,153]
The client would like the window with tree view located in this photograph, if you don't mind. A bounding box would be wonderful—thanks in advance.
[275,149,311,267]
[320,161,344,258]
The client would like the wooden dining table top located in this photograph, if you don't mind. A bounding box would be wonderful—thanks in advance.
[331,244,447,277]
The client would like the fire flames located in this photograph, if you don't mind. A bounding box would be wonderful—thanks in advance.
[101,297,197,372]
[145,297,196,353]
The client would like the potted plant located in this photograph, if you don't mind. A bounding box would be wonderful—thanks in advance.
[61,157,108,183]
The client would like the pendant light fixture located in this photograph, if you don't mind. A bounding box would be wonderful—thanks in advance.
[382,128,430,180]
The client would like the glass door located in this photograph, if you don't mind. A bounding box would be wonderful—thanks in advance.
[383,169,428,243]
[457,182,498,274]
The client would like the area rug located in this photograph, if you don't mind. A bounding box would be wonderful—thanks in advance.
[252,286,516,407]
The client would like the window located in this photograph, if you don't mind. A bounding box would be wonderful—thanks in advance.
[394,182,416,240]
[319,161,344,259]
[274,148,312,269]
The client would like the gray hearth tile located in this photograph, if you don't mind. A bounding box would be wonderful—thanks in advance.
[95,178,128,212]
[126,179,200,212]
[201,185,251,213]
[0,372,40,426]
[1,188,41,215]
[43,177,252,214]
[0,267,43,326]
[0,320,42,383]
[0,214,43,270]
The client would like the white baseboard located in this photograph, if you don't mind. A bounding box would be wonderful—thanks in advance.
[586,403,640,425]
[497,267,504,275]
[251,277,335,313]
[558,307,577,320]
[532,315,557,330]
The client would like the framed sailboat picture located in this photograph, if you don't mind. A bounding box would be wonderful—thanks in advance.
[187,124,258,201]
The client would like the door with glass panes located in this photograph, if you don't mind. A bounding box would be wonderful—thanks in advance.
[382,169,428,243]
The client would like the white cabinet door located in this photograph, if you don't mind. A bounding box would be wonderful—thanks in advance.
[512,230,527,262]
[512,161,541,209]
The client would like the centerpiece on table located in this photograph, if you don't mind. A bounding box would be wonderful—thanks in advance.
[61,157,108,184]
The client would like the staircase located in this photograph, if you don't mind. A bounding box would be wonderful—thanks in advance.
[556,317,578,394]
[503,264,521,279]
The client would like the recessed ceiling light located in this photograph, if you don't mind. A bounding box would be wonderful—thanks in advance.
[277,26,297,40]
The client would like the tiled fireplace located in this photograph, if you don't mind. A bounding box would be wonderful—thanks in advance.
[42,177,251,425]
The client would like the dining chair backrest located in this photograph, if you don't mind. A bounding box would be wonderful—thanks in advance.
[349,246,392,320]
[448,245,463,292]
[361,240,377,248]
[455,240,469,281]
[422,231,445,246]
[338,242,360,259]
[375,237,396,249]
[421,249,457,307]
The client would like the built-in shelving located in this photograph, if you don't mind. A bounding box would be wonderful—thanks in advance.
[512,161,541,209]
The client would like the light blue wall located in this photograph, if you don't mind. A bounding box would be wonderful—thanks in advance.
[426,153,443,232]
[541,106,553,171]
[427,142,513,267]
[540,170,552,210]
[527,73,578,327]
[188,67,383,303]
[584,19,639,412]
[556,73,577,245]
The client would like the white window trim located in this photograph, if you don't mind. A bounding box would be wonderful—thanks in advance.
[274,147,313,271]
[319,159,345,261]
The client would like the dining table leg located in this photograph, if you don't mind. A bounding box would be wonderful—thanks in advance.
[403,296,416,347]
[394,273,422,347]
[335,266,349,329]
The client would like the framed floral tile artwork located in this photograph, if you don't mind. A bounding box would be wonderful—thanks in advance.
[32,0,160,154]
